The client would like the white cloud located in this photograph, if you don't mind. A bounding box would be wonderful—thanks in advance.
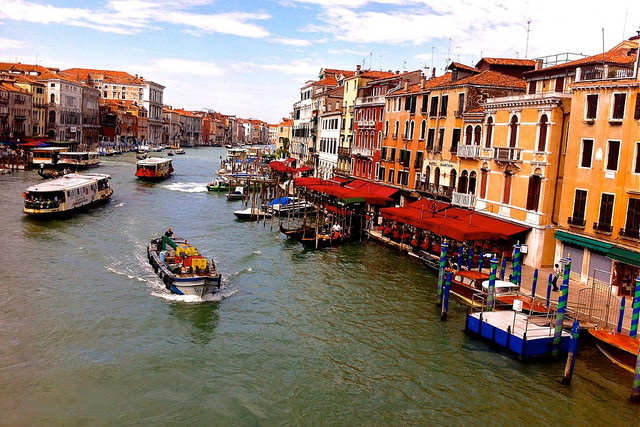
[0,37,27,50]
[271,37,313,46]
[136,58,225,77]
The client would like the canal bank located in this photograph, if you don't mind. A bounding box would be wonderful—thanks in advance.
[0,147,639,424]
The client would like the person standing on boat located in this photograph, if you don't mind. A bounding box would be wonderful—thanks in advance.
[164,228,174,238]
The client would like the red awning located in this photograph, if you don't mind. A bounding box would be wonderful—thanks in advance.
[380,199,529,241]
[270,160,297,173]
[346,179,399,198]
[329,176,350,184]
[18,141,49,147]
[297,165,313,172]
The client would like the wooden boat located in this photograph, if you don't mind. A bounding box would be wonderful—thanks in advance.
[23,173,113,217]
[147,236,221,297]
[175,148,186,155]
[450,271,518,307]
[37,166,65,180]
[167,151,174,156]
[206,178,230,192]
[300,232,353,248]
[227,186,245,201]
[59,152,100,169]
[588,328,640,373]
[269,197,316,217]
[234,207,272,220]
[135,157,174,181]
[279,223,314,240]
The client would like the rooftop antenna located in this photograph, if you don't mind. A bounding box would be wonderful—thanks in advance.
[431,46,435,71]
[622,10,628,39]
[525,20,531,58]
[369,52,373,70]
[446,38,452,66]
[378,55,383,71]
[456,46,461,62]
[602,27,606,66]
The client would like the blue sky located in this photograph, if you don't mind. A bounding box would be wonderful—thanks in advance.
[0,0,637,123]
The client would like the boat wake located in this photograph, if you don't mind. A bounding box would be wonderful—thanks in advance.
[150,287,237,303]
[162,182,208,193]
[105,262,149,283]
[114,202,126,207]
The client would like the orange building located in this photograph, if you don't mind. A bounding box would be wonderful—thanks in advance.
[555,36,640,293]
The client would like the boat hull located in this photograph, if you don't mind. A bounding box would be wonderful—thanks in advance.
[589,328,640,373]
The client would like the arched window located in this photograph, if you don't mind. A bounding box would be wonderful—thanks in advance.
[469,171,477,194]
[403,120,409,139]
[473,125,481,145]
[394,120,399,138]
[48,110,56,124]
[370,131,375,149]
[377,131,383,149]
[537,114,548,152]
[420,120,426,140]
[384,121,389,137]
[502,171,513,204]
[50,93,55,103]
[458,170,468,193]
[409,121,415,139]
[526,172,542,211]
[434,167,441,187]
[509,115,519,147]
[465,125,473,145]
[425,166,431,186]
[449,169,457,190]
[485,117,493,148]
[364,132,368,149]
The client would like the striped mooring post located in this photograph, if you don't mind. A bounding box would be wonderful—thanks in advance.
[468,247,473,271]
[512,243,521,285]
[457,246,463,271]
[631,331,640,401]
[618,296,627,333]
[552,260,571,358]
[500,257,507,280]
[531,269,538,298]
[561,319,580,385]
[485,257,498,311]
[630,277,640,338]
[436,242,449,307]
[546,273,553,307]
[478,250,484,273]
[441,271,452,320]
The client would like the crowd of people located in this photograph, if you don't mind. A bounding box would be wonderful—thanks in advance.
[0,146,32,171]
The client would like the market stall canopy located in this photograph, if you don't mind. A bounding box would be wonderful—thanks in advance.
[269,160,297,173]
[296,165,313,173]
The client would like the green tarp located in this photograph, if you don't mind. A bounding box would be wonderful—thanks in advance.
[554,230,613,253]
[607,246,640,267]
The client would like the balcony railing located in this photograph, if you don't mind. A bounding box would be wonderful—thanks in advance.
[333,167,351,177]
[452,191,476,208]
[619,227,640,240]
[337,147,350,158]
[593,221,613,233]
[352,146,374,158]
[567,216,586,228]
[493,147,523,162]
[425,184,453,199]
[456,144,481,158]
[578,64,635,81]
[356,120,375,128]
[355,95,385,106]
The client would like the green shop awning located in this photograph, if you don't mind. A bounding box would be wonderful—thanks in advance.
[554,230,613,253]
[608,246,640,268]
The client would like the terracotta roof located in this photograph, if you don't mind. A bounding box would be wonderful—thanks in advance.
[440,70,525,89]
[448,62,478,72]
[476,58,536,67]
[0,81,30,94]
[0,62,60,80]
[315,76,338,86]
[62,68,144,85]
[358,70,397,79]
[525,40,638,76]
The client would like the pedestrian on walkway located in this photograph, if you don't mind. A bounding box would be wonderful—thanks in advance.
[552,263,560,291]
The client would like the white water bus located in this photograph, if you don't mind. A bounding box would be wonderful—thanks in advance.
[59,152,101,169]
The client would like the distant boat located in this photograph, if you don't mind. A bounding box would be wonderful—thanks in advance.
[175,148,186,155]
[59,152,100,169]
[206,178,230,192]
[135,158,174,181]
[167,151,174,156]
[233,207,272,220]
[226,186,245,201]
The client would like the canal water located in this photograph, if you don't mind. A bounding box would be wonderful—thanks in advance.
[0,147,638,425]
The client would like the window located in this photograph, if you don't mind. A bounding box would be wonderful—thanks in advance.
[485,117,493,148]
[421,94,429,113]
[390,147,397,162]
[480,169,488,199]
[526,175,542,211]
[440,95,448,116]
[634,96,640,120]
[473,126,481,145]
[508,115,518,147]
[409,121,415,139]
[528,81,536,94]
[612,93,626,120]
[458,170,468,193]
[458,93,465,115]
[465,125,473,145]
[451,129,461,153]
[430,96,439,116]
[555,77,564,93]
[596,193,615,232]
[388,169,395,183]
[606,140,620,171]
[623,198,640,238]
[377,131,382,149]
[393,121,399,138]
[537,115,548,151]
[384,121,389,137]
[419,120,427,140]
[437,129,445,152]
[426,129,435,150]
[570,189,588,226]
[586,94,598,120]
[635,142,640,174]
[581,139,594,168]
[403,120,409,139]
[468,171,477,195]
[502,173,512,204]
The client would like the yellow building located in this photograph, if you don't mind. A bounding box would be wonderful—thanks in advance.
[14,75,46,136]
[276,117,292,157]
[555,37,640,294]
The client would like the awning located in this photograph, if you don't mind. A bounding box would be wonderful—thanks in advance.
[608,246,640,267]
[269,160,297,173]
[554,230,613,253]
[18,142,49,147]
[346,179,399,198]
[297,165,313,172]
[380,199,530,241]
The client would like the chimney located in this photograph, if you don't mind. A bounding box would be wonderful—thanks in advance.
[535,59,543,70]
[431,67,436,78]
[135,74,138,78]
[404,80,408,91]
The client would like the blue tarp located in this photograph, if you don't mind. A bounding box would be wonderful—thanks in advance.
[269,197,291,206]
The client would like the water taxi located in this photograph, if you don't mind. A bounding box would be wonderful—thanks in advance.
[135,157,174,181]
[32,147,68,167]
[59,152,100,169]
[148,235,222,297]
[23,173,113,217]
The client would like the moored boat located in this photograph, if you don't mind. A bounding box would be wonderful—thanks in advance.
[450,271,519,308]
[227,186,245,201]
[588,328,640,373]
[233,207,272,220]
[175,148,186,155]
[59,151,100,169]
[135,157,174,181]
[23,173,113,217]
[269,197,316,217]
[147,235,222,297]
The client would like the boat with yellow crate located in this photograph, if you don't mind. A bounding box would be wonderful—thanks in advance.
[147,235,221,297]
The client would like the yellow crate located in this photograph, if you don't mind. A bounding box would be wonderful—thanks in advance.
[191,257,207,271]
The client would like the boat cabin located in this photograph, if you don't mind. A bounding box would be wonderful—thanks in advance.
[32,147,68,166]
[59,152,100,168]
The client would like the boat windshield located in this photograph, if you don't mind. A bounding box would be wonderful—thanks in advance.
[24,190,65,209]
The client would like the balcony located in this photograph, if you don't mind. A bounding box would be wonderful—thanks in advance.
[619,227,640,241]
[333,167,351,177]
[425,183,453,199]
[352,146,374,158]
[456,144,481,159]
[355,95,385,106]
[493,147,523,162]
[578,64,634,81]
[593,221,613,234]
[452,191,476,208]
[356,120,375,128]
[567,216,586,229]
[337,147,350,158]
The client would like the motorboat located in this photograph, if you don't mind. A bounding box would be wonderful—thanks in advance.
[227,186,245,201]
[135,157,174,181]
[234,207,272,220]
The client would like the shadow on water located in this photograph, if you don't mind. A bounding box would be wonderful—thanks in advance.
[167,301,220,345]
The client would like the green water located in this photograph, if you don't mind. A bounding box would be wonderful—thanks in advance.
[0,148,638,425]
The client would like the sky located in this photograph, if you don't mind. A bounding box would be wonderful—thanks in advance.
[0,0,637,124]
